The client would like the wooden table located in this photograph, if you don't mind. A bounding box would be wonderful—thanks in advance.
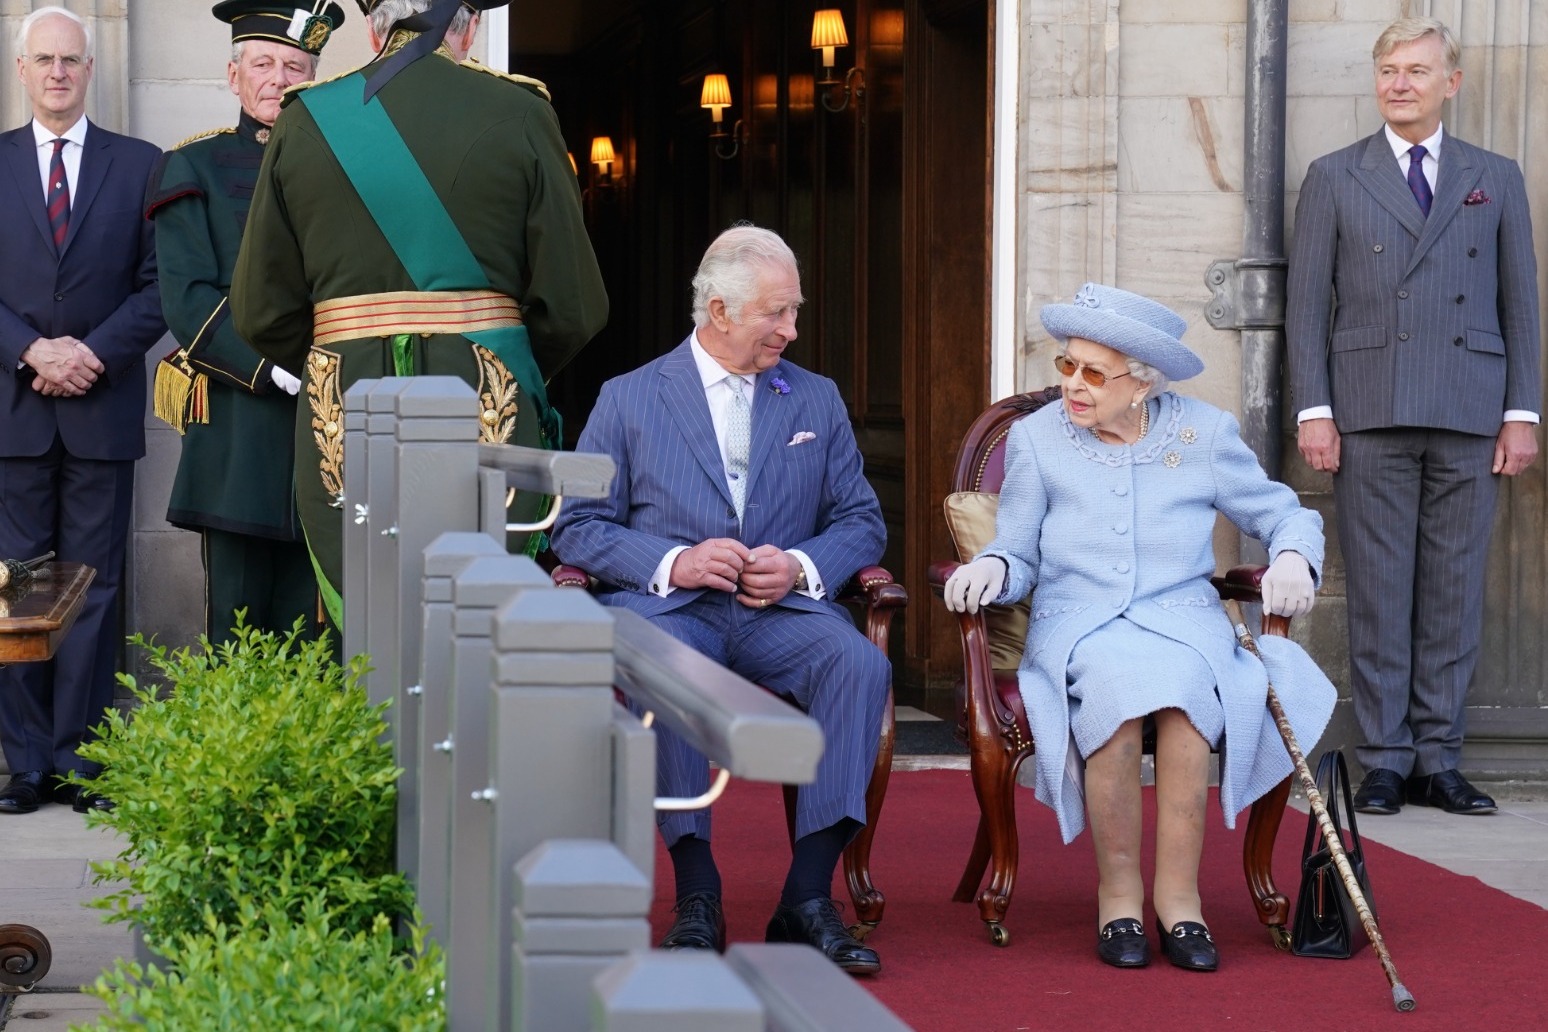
[0,561,92,992]
[0,562,94,665]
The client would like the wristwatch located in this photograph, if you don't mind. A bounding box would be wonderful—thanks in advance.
[793,567,808,592]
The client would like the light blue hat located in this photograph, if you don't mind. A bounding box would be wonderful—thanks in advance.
[1040,284,1204,382]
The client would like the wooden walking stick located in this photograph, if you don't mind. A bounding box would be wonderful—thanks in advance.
[1231,610,1416,1013]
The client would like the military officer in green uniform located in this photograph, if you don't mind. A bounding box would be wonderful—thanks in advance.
[147,2,349,645]
[230,0,607,634]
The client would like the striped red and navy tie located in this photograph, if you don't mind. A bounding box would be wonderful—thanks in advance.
[46,138,70,249]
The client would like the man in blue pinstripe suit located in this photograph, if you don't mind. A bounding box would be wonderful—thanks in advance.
[550,225,889,974]
[1287,17,1540,818]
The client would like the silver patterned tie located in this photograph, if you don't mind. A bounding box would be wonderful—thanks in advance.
[724,374,750,520]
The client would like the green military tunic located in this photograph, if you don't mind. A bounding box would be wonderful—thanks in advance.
[230,40,608,631]
[146,109,317,643]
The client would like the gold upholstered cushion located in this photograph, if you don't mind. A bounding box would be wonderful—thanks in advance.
[942,491,1029,673]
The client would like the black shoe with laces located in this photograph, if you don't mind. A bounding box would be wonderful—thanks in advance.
[659,891,726,952]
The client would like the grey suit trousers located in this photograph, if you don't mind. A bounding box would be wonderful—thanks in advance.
[1337,428,1499,776]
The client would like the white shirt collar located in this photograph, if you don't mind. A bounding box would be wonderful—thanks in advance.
[689,330,754,391]
[31,115,87,149]
[1384,122,1443,162]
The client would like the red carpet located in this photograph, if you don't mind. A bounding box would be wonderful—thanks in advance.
[651,769,1548,1031]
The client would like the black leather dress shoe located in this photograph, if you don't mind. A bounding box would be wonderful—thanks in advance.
[0,771,48,814]
[1406,769,1496,815]
[659,891,726,951]
[765,897,881,975]
[1156,918,1218,972]
[1353,768,1406,815]
[1096,918,1149,968]
[52,782,114,813]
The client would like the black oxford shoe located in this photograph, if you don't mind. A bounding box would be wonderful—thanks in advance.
[52,782,114,813]
[0,771,48,814]
[1353,768,1406,815]
[659,891,726,952]
[1406,769,1497,815]
[1157,919,1218,972]
[765,897,881,975]
[1096,918,1149,968]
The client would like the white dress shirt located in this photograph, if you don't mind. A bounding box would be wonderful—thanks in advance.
[31,115,87,208]
[1297,123,1538,427]
[649,331,824,599]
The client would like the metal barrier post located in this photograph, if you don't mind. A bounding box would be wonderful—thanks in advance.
[511,840,650,1032]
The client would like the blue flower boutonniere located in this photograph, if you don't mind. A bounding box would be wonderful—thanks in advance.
[769,376,791,395]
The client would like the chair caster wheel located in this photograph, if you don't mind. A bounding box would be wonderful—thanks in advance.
[848,920,878,942]
[987,921,1010,947]
[0,923,52,990]
[1270,924,1291,952]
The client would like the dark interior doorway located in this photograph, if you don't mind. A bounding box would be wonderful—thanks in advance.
[512,1,992,710]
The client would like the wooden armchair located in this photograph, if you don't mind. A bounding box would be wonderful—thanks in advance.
[550,561,907,940]
[925,388,1294,948]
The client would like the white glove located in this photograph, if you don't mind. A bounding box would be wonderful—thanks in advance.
[943,556,1007,615]
[1261,551,1315,618]
[269,365,301,396]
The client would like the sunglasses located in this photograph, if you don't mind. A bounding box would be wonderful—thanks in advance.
[1054,354,1132,388]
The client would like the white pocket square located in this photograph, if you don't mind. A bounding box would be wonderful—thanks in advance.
[787,431,817,446]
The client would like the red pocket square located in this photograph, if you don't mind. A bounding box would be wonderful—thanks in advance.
[1464,189,1491,206]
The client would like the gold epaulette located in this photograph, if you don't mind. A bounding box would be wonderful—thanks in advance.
[461,58,552,102]
[172,127,234,151]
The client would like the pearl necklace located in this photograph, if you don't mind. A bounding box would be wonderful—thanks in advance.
[1137,399,1150,440]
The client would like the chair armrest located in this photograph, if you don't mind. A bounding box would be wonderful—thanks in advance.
[925,560,960,594]
[551,564,592,589]
[841,565,909,609]
[1210,564,1268,603]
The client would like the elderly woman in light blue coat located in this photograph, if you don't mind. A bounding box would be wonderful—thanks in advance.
[945,285,1335,973]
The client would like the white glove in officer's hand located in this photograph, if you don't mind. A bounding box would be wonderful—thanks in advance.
[1261,550,1314,618]
[269,365,301,396]
[943,556,1007,615]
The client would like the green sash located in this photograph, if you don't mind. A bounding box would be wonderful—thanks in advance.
[297,73,557,443]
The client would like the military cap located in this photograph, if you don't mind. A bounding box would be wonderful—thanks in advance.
[353,0,508,13]
[213,1,347,55]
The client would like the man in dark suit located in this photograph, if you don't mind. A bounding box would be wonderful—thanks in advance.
[550,226,890,975]
[0,6,164,813]
[1287,17,1540,817]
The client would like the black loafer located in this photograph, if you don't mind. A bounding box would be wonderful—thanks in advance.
[659,891,726,952]
[1406,769,1496,815]
[1353,768,1405,815]
[1157,919,1218,972]
[0,771,48,814]
[1096,918,1149,968]
[765,897,881,975]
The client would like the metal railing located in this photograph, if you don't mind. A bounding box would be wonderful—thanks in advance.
[341,377,910,1031]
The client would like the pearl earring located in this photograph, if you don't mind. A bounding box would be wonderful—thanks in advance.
[1129,401,1138,410]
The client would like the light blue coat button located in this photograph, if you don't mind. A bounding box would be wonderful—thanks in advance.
[1115,522,1129,534]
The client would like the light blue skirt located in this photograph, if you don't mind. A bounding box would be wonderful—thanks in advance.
[1066,616,1225,759]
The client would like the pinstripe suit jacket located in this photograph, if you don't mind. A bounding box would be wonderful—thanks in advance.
[1287,131,1540,436]
[551,339,885,617]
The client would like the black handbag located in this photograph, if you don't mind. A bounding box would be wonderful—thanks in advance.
[1291,750,1376,959]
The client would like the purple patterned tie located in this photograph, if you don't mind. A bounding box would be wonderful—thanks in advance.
[46,138,70,249]
[1406,144,1432,217]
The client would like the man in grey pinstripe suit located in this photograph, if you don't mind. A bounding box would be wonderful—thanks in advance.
[1287,17,1540,817]
[550,226,889,973]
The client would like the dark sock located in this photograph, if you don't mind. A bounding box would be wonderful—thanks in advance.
[780,818,859,908]
[669,835,721,902]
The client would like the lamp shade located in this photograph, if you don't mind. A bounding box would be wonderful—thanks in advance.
[590,136,615,166]
[700,73,732,110]
[810,9,848,50]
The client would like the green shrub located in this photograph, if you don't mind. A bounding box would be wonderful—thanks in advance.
[78,897,444,1031]
[79,621,413,949]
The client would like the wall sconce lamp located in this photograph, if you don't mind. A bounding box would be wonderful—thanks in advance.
[811,9,864,113]
[590,136,616,185]
[700,73,744,159]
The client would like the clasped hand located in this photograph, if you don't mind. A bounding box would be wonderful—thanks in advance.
[23,337,102,398]
[1261,550,1315,618]
[670,538,799,608]
[942,556,1006,615]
